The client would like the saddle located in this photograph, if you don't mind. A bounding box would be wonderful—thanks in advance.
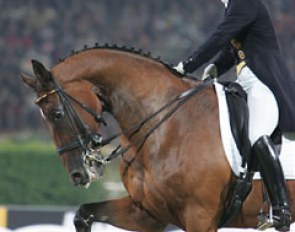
[223,81,251,162]
[222,81,281,163]
[218,81,254,227]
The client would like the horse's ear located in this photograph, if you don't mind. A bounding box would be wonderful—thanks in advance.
[31,59,52,86]
[20,73,37,91]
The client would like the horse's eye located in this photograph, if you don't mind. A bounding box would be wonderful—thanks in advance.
[49,109,64,122]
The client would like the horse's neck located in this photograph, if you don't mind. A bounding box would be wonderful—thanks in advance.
[53,49,184,129]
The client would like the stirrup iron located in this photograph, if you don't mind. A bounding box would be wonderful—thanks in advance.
[257,205,274,231]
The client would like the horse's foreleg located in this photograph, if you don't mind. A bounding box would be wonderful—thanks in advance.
[74,196,166,232]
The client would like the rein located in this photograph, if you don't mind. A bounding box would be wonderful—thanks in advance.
[36,75,215,165]
[104,78,215,163]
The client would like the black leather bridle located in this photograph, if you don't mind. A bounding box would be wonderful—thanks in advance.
[35,75,106,157]
[35,74,214,165]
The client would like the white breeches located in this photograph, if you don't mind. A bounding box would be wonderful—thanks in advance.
[236,66,279,145]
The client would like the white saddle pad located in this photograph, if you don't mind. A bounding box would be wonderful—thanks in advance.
[214,82,295,180]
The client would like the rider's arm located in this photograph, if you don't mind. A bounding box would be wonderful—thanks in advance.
[212,45,236,77]
[182,0,257,73]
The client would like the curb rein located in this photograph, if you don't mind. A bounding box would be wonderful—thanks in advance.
[35,75,215,166]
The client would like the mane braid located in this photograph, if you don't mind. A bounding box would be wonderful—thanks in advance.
[56,43,174,70]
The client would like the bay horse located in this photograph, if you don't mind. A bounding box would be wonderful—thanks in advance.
[20,44,295,232]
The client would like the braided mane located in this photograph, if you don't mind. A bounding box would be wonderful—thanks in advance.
[57,43,173,69]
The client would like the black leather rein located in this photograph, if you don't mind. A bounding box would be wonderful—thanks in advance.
[36,74,214,163]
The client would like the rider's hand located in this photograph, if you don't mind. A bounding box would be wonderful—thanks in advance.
[173,61,186,75]
[201,64,217,81]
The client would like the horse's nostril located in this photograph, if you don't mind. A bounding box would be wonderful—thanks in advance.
[71,172,83,185]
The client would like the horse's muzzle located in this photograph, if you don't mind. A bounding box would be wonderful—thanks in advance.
[70,149,106,187]
[70,170,89,186]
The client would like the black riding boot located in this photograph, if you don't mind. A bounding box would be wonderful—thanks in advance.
[253,135,291,232]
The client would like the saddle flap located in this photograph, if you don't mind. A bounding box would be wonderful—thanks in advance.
[222,81,251,162]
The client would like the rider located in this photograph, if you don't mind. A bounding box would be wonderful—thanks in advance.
[173,0,295,231]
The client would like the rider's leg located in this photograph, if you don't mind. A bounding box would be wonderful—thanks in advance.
[237,66,279,145]
[253,136,291,231]
[237,66,291,231]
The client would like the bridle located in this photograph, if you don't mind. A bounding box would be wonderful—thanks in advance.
[36,74,215,166]
[35,76,106,160]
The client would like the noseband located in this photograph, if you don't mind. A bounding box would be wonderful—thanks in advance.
[35,76,106,156]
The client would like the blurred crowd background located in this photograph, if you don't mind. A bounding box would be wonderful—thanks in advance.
[1,0,295,134]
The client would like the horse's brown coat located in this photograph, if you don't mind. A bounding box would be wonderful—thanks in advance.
[21,47,295,232]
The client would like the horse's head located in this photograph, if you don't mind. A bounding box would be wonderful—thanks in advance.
[20,60,106,187]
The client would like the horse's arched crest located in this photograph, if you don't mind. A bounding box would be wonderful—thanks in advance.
[57,43,172,69]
